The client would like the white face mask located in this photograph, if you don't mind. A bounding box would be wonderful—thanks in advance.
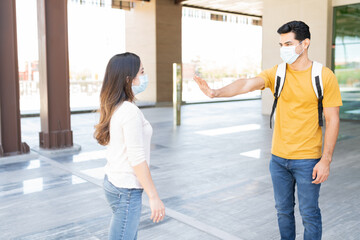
[280,41,304,64]
[132,74,148,95]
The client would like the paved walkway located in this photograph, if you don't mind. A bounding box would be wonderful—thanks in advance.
[1,100,360,240]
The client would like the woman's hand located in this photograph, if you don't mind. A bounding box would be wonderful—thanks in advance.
[149,196,165,223]
[132,162,165,223]
[193,75,216,98]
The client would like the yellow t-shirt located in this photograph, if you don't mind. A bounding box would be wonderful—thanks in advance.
[258,64,342,159]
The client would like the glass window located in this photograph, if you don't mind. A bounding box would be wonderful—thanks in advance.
[16,0,40,115]
[67,2,125,111]
[332,3,360,120]
[16,0,125,114]
[182,7,262,103]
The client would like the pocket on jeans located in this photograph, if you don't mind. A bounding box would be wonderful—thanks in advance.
[104,187,122,213]
[103,176,120,195]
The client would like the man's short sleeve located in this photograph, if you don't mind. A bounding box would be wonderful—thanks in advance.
[322,67,343,108]
[257,65,277,93]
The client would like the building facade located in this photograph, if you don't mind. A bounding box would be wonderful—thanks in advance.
[0,0,359,156]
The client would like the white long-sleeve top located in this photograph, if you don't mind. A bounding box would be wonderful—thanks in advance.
[104,101,152,189]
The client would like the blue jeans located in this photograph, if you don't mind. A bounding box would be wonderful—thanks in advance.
[269,155,322,240]
[103,175,143,240]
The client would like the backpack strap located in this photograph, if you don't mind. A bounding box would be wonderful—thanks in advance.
[270,62,286,129]
[311,61,324,127]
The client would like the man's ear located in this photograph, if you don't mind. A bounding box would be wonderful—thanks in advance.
[304,38,311,49]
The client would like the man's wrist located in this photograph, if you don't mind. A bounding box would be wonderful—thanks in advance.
[321,154,332,163]
[213,89,221,98]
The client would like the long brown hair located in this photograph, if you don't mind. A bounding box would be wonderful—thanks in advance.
[94,52,140,145]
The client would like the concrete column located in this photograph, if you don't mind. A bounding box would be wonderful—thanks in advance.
[125,0,182,105]
[0,0,30,156]
[261,0,332,115]
[155,0,182,104]
[37,0,73,149]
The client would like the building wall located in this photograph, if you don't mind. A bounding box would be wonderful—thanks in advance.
[261,0,332,115]
[125,1,157,102]
[333,0,360,6]
[125,0,182,104]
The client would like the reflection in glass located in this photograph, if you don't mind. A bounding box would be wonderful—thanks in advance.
[333,4,360,120]
[23,178,43,194]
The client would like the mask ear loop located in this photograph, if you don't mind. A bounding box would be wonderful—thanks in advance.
[297,41,306,56]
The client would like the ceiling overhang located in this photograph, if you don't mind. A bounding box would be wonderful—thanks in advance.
[70,0,150,10]
[177,0,263,17]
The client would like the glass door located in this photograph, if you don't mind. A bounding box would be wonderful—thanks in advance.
[332,3,360,120]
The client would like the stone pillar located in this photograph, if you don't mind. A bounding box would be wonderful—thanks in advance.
[0,0,30,156]
[155,0,182,104]
[125,0,182,105]
[261,0,331,115]
[37,0,73,149]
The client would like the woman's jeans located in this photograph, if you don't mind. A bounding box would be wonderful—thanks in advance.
[270,155,322,240]
[103,175,143,240]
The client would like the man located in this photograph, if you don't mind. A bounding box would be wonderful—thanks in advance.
[194,21,342,240]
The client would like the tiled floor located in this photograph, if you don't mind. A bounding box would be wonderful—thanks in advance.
[1,100,360,240]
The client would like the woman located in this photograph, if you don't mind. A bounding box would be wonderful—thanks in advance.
[94,52,165,240]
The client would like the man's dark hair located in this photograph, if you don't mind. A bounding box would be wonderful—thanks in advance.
[277,21,311,41]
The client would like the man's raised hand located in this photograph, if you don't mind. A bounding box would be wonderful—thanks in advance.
[193,75,216,98]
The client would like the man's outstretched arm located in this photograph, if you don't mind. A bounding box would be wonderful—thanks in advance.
[193,76,265,98]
